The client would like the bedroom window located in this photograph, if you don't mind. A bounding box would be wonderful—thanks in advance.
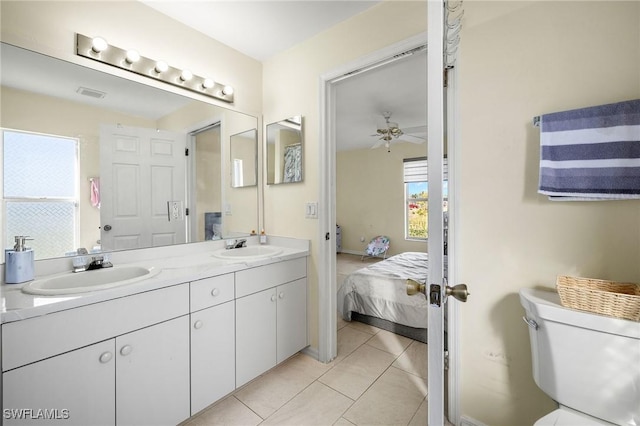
[2,129,79,259]
[403,157,448,240]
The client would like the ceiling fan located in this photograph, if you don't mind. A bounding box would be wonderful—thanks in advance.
[370,111,426,152]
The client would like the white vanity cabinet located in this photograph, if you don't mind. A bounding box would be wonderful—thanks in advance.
[189,274,236,415]
[1,284,190,426]
[235,258,307,387]
[116,315,190,426]
[2,340,116,425]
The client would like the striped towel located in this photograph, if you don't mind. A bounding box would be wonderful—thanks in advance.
[538,99,640,200]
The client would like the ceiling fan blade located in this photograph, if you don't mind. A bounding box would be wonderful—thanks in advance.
[398,134,426,144]
[370,140,385,149]
[401,125,427,134]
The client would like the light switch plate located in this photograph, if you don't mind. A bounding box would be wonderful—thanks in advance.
[305,202,318,219]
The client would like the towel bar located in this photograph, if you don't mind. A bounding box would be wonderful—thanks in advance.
[532,116,541,127]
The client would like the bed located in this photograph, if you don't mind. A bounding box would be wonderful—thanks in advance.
[338,251,437,343]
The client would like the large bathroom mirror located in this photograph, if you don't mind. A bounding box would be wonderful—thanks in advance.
[230,129,258,188]
[266,116,303,185]
[0,42,259,260]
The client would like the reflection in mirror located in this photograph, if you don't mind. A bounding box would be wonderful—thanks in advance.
[266,116,303,185]
[0,42,259,260]
[230,129,258,188]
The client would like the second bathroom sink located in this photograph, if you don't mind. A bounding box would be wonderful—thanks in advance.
[212,246,283,261]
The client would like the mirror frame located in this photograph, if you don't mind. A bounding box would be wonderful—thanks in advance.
[265,116,304,185]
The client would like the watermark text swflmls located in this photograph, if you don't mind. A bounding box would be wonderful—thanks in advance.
[3,408,70,420]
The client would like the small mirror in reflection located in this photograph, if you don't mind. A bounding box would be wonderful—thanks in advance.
[266,116,303,185]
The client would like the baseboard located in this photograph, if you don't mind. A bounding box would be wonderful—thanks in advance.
[459,415,488,426]
[337,249,363,256]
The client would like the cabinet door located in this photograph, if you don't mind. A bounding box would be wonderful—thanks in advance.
[2,340,115,426]
[116,316,190,426]
[235,288,277,387]
[191,301,235,415]
[277,278,308,363]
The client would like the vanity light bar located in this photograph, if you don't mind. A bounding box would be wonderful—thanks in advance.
[75,33,234,103]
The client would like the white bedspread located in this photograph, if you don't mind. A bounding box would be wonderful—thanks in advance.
[338,252,429,329]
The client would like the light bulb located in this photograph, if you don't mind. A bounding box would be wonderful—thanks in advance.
[222,85,234,96]
[125,49,140,64]
[91,37,108,53]
[180,70,193,82]
[202,78,214,89]
[154,61,168,73]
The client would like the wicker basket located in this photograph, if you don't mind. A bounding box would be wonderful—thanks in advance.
[556,275,640,321]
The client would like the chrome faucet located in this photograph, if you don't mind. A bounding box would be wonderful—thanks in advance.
[225,239,247,250]
[73,254,113,273]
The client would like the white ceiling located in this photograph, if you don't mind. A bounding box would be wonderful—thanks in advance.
[140,0,427,152]
[140,1,382,62]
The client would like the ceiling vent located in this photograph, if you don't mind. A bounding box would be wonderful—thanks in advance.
[76,86,106,99]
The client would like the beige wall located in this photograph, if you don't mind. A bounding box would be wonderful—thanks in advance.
[337,143,427,255]
[457,2,640,424]
[263,0,428,358]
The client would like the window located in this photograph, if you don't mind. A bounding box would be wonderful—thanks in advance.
[2,129,79,259]
[403,157,448,240]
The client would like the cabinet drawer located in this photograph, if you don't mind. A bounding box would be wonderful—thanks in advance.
[2,283,189,371]
[235,257,306,298]
[190,273,234,312]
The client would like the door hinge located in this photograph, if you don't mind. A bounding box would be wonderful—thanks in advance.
[185,208,189,216]
[185,148,189,156]
[325,232,330,241]
[444,350,449,371]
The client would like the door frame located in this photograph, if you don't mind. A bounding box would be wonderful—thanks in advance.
[317,29,461,422]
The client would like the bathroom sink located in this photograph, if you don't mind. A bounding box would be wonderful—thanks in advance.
[21,266,160,295]
[212,246,283,261]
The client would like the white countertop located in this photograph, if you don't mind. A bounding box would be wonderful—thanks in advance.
[1,237,309,323]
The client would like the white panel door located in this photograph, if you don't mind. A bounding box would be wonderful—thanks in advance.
[115,315,190,426]
[100,125,187,251]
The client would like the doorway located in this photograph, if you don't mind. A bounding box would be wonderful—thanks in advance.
[187,123,222,243]
[318,30,457,417]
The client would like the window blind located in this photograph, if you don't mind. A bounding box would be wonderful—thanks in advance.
[403,157,447,182]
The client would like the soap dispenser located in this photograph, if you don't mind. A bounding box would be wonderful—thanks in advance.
[5,236,35,284]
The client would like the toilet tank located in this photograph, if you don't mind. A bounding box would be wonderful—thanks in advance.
[519,288,640,426]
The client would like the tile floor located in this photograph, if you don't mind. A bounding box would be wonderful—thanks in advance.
[182,254,444,426]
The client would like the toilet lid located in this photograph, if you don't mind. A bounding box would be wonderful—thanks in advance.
[535,408,615,426]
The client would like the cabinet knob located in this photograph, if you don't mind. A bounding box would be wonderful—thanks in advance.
[279,292,284,299]
[270,294,277,302]
[120,345,133,356]
[99,352,113,364]
[211,288,220,297]
[194,320,204,329]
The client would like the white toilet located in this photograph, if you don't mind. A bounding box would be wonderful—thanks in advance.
[519,288,640,426]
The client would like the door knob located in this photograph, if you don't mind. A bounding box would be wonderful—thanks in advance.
[103,224,112,231]
[406,279,426,296]
[446,284,469,303]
